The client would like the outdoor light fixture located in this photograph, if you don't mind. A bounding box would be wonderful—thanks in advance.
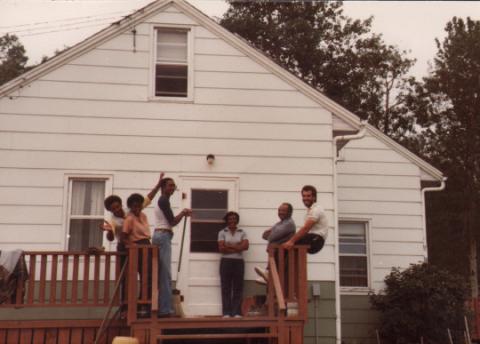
[206,154,215,165]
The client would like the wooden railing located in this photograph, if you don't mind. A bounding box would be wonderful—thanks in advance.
[265,245,309,320]
[2,245,308,321]
[2,251,125,307]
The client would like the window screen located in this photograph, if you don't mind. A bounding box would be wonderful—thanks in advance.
[339,222,368,287]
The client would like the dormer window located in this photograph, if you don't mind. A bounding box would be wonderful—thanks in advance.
[154,27,192,99]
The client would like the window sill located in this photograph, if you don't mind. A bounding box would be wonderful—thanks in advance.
[340,287,372,295]
[149,95,194,103]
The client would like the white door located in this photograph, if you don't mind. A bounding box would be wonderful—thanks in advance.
[176,176,238,316]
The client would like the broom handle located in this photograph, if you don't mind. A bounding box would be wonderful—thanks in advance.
[177,217,188,278]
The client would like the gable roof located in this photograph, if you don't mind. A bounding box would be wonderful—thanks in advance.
[0,0,443,181]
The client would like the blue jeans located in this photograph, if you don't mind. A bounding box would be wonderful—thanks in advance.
[152,230,173,315]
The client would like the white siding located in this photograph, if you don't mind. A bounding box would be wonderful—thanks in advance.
[337,133,426,291]
[0,5,335,280]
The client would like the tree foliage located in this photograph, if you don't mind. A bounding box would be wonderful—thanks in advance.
[406,17,480,295]
[220,0,416,137]
[0,34,28,86]
[370,263,468,344]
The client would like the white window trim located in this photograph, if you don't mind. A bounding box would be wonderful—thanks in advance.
[149,24,194,102]
[62,174,113,251]
[339,217,372,294]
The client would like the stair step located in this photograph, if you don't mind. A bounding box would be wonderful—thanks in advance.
[157,332,277,340]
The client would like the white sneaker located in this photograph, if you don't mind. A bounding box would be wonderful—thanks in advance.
[254,266,269,283]
[222,315,231,318]
[233,314,242,318]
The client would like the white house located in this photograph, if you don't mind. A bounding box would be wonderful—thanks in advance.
[0,1,444,343]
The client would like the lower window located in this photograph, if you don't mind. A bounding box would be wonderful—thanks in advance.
[339,221,369,287]
[67,179,107,251]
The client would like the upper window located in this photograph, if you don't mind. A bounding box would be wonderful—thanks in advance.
[155,28,190,98]
[67,179,107,251]
[190,189,229,253]
[339,221,369,288]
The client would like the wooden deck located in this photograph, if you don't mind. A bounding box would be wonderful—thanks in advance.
[0,245,309,344]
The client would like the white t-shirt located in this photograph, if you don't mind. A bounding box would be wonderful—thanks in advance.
[306,203,328,239]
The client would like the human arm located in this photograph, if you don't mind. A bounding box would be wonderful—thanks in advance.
[120,216,133,244]
[158,196,191,227]
[267,219,296,244]
[143,172,165,208]
[99,220,115,242]
[262,229,272,241]
[282,218,316,250]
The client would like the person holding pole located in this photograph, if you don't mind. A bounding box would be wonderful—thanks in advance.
[152,177,191,318]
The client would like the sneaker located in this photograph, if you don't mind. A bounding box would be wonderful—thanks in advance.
[254,266,269,283]
[233,314,242,318]
[222,314,231,318]
[255,277,267,285]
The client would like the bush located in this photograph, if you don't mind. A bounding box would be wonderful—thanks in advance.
[370,263,468,344]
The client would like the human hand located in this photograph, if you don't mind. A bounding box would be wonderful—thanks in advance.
[282,240,294,250]
[157,172,165,186]
[100,220,113,232]
[262,229,272,240]
[182,208,193,217]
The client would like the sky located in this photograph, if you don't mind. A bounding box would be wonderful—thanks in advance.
[1,0,479,79]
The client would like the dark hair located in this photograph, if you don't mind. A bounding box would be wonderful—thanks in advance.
[160,177,174,190]
[301,185,317,202]
[223,211,240,224]
[282,202,293,218]
[126,193,144,209]
[104,195,122,211]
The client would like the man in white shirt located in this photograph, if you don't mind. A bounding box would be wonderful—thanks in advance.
[282,185,328,254]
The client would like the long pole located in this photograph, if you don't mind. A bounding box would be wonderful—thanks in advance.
[177,217,188,280]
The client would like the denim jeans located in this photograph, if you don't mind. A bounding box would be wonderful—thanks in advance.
[152,230,173,315]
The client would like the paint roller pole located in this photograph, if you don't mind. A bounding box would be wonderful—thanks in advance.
[177,217,188,279]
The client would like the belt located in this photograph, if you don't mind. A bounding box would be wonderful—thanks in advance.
[155,228,173,232]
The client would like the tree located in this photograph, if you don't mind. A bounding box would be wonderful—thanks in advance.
[370,263,468,344]
[0,34,29,86]
[220,0,416,138]
[407,17,480,299]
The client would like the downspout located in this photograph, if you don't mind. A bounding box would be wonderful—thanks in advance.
[421,177,446,261]
[332,121,367,344]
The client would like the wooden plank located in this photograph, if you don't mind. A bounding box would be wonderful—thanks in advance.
[6,329,19,344]
[0,113,331,143]
[19,79,147,102]
[339,200,422,216]
[45,328,57,344]
[60,254,69,304]
[49,254,58,304]
[93,255,100,305]
[82,254,90,304]
[83,328,95,343]
[297,247,308,320]
[70,328,82,344]
[26,254,36,304]
[151,246,158,312]
[288,249,295,301]
[71,49,149,69]
[19,329,32,344]
[127,246,138,322]
[195,37,245,57]
[32,329,45,344]
[141,247,148,303]
[71,255,79,304]
[268,256,285,311]
[338,161,420,176]
[103,254,111,305]
[157,333,277,340]
[38,254,47,303]
[0,131,333,160]
[195,88,320,108]
[44,63,149,85]
[57,328,70,344]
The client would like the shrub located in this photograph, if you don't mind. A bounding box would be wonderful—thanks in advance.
[370,263,468,344]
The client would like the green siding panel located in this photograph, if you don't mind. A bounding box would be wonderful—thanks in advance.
[341,294,379,344]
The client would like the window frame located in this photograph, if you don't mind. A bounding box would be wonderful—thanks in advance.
[62,174,113,251]
[338,218,372,294]
[150,25,194,102]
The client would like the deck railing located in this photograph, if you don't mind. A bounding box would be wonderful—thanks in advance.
[266,245,309,320]
[2,245,308,321]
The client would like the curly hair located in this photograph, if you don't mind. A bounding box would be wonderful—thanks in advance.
[104,195,122,211]
[126,193,144,209]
